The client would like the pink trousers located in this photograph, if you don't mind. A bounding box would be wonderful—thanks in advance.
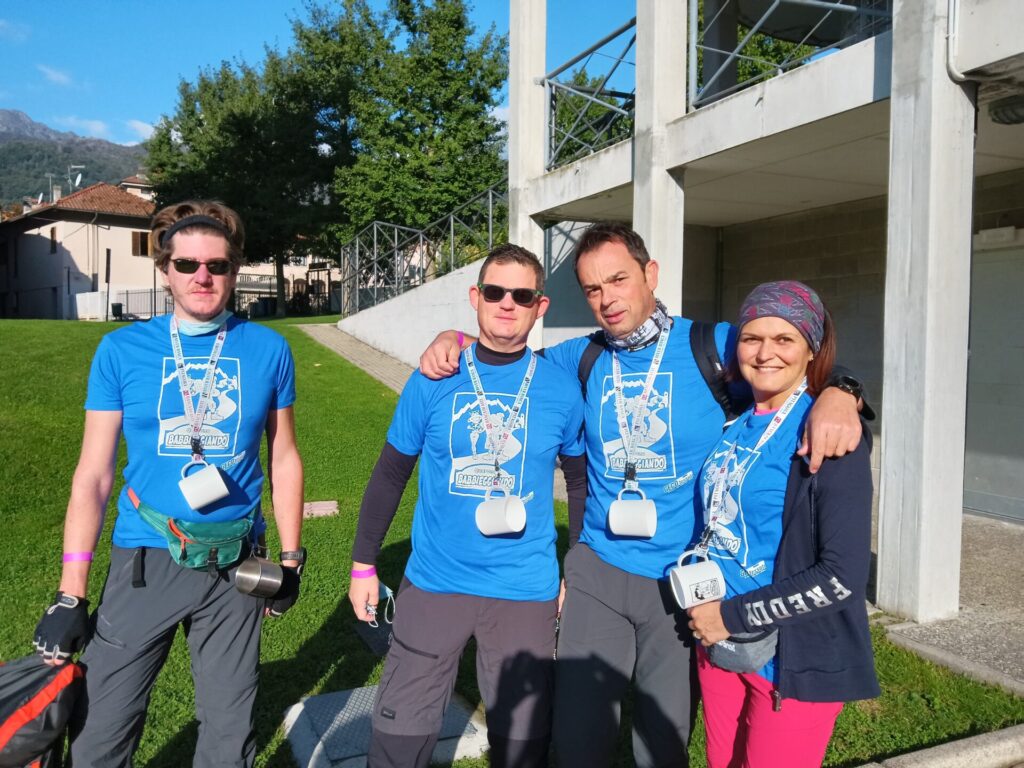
[696,646,843,768]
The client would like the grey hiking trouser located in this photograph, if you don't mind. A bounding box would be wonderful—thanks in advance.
[368,578,557,768]
[553,544,698,768]
[69,544,264,768]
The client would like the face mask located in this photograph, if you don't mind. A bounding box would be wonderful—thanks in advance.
[367,581,396,629]
[177,309,232,336]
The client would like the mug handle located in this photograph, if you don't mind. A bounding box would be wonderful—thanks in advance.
[180,458,210,480]
[616,486,648,502]
[483,485,509,503]
[676,548,707,569]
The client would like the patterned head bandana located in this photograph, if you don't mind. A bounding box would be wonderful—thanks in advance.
[738,280,825,352]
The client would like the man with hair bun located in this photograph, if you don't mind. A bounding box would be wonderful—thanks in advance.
[32,200,305,767]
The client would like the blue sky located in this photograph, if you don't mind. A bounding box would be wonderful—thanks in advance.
[0,1,634,146]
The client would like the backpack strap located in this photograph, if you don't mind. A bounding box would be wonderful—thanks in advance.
[689,320,738,422]
[576,331,607,401]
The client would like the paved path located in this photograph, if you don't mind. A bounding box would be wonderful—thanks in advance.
[299,324,412,394]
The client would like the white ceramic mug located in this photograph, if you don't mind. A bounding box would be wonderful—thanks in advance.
[608,487,657,538]
[670,549,726,609]
[475,487,527,536]
[178,461,230,510]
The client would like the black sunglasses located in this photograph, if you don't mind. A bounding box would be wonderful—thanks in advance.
[170,258,234,276]
[478,283,543,307]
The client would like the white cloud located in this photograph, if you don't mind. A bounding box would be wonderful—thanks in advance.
[125,119,154,142]
[54,116,110,139]
[37,64,72,86]
[0,19,29,42]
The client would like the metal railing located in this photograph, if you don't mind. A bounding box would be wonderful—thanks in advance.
[689,0,892,108]
[113,288,173,319]
[543,18,637,171]
[337,181,508,317]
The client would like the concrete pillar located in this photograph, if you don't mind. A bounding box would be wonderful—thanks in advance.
[877,0,977,622]
[509,0,547,348]
[632,1,687,314]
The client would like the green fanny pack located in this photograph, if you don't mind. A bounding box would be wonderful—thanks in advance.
[129,487,257,572]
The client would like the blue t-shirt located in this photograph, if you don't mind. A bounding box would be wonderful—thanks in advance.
[543,318,736,580]
[386,344,585,601]
[698,392,813,682]
[85,315,296,548]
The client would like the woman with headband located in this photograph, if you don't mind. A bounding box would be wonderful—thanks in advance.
[685,281,878,768]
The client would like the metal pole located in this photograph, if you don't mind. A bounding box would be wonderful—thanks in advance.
[104,248,111,322]
[449,216,455,272]
[394,226,401,294]
[373,225,379,305]
[355,241,360,312]
[488,189,494,249]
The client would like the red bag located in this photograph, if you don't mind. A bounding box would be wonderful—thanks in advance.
[0,656,82,768]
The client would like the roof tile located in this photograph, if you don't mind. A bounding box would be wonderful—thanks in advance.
[53,183,154,218]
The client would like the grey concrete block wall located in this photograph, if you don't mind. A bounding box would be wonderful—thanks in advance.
[680,224,720,322]
[720,195,888,424]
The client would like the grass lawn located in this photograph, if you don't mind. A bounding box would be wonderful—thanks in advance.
[2,318,1022,767]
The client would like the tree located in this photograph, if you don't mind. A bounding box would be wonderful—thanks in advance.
[306,0,507,241]
[146,50,342,315]
[145,0,508,312]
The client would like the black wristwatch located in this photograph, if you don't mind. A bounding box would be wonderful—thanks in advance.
[279,548,307,576]
[833,374,863,402]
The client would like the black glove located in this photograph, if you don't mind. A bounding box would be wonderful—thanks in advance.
[267,566,301,617]
[34,591,90,662]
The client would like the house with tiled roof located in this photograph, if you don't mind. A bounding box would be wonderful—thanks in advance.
[0,180,157,318]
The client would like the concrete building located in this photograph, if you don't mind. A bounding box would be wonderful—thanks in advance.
[506,0,1024,623]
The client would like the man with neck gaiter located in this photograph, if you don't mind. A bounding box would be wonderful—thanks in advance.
[32,200,305,768]
[418,223,866,768]
[348,244,586,768]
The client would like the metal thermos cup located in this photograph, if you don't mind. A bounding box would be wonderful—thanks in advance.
[234,556,284,598]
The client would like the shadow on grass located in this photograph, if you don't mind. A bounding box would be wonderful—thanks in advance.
[144,540,412,768]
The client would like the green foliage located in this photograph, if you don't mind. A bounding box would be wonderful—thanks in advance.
[146,50,338,314]
[145,0,507,311]
[295,0,507,242]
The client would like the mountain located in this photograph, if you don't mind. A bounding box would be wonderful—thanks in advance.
[0,110,147,205]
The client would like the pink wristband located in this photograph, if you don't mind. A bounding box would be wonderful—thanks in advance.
[63,552,94,563]
[351,566,377,578]
[457,331,465,349]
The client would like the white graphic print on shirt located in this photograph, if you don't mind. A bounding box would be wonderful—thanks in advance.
[598,371,676,481]
[448,392,529,497]
[157,356,242,457]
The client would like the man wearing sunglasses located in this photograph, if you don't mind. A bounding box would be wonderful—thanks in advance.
[33,200,305,768]
[348,244,586,768]
[418,223,866,768]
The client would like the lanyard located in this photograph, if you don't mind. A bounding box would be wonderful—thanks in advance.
[611,326,671,491]
[169,317,228,463]
[695,380,808,555]
[463,346,537,491]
